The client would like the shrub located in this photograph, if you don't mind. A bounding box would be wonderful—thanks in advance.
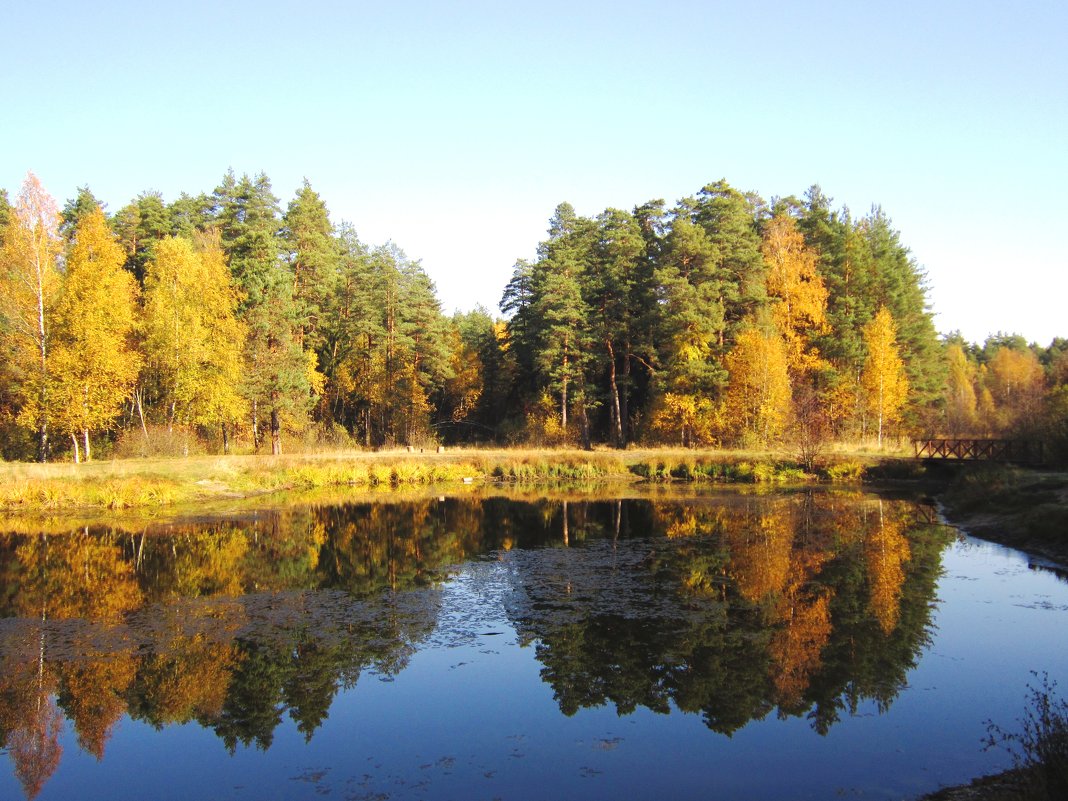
[986,672,1068,800]
[824,461,866,483]
[113,425,207,458]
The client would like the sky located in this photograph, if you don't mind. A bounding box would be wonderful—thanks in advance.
[3,0,1065,345]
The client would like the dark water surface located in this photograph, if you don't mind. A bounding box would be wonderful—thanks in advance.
[1,489,1066,800]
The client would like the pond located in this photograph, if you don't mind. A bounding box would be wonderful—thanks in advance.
[0,488,1066,800]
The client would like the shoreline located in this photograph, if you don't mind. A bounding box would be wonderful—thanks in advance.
[1,451,1064,799]
[918,464,1068,801]
[0,447,910,515]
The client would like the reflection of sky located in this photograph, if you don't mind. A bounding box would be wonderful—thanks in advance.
[4,534,1068,800]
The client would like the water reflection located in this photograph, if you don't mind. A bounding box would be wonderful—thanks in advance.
[502,494,947,735]
[0,491,951,799]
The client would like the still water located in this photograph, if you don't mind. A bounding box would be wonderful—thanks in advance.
[0,489,1065,800]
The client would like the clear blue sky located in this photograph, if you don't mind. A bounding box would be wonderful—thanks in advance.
[3,0,1065,345]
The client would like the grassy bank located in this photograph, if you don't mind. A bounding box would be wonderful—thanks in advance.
[0,446,908,513]
[938,464,1068,567]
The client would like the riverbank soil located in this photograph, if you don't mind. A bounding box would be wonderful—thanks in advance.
[938,465,1068,568]
[923,767,1036,800]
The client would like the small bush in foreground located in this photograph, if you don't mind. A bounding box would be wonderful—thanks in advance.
[985,672,1068,800]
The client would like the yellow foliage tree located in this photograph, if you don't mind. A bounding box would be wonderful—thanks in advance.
[143,235,247,441]
[761,213,829,375]
[0,173,63,461]
[985,346,1045,432]
[861,307,908,446]
[51,207,141,462]
[647,391,720,447]
[442,327,483,423]
[944,343,978,435]
[723,325,792,445]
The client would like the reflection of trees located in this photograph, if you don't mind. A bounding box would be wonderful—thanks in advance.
[0,500,468,796]
[10,530,142,621]
[504,493,950,736]
[130,635,239,727]
[0,491,951,798]
[58,652,137,759]
[866,500,911,635]
[0,651,62,800]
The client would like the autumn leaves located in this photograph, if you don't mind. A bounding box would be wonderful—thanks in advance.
[0,171,924,461]
[679,212,908,448]
[0,178,139,462]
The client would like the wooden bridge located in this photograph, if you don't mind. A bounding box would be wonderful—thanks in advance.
[913,438,1044,464]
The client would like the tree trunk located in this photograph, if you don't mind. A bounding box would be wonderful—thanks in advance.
[252,400,260,452]
[561,353,569,430]
[271,408,282,455]
[71,434,80,464]
[579,402,591,451]
[620,346,632,446]
[877,375,885,447]
[83,429,90,462]
[36,254,49,464]
[136,387,149,444]
[606,339,623,448]
[222,423,229,455]
[37,420,48,463]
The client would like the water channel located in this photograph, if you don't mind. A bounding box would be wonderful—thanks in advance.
[0,488,1065,800]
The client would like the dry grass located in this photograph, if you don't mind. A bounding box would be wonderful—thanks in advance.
[0,444,909,513]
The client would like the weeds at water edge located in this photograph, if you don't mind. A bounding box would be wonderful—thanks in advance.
[985,672,1068,800]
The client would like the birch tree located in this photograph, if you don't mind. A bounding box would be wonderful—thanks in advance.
[861,307,908,446]
[51,207,141,461]
[0,173,63,461]
[723,325,792,445]
[143,235,247,445]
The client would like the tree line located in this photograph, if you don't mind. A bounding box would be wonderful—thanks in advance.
[0,171,1064,461]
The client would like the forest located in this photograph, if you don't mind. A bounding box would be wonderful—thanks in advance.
[1,171,1065,463]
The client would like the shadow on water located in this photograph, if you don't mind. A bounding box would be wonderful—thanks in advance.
[0,489,959,798]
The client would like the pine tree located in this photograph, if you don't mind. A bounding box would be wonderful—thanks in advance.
[59,186,105,243]
[586,208,645,446]
[650,212,727,444]
[319,223,381,441]
[692,180,767,342]
[167,192,214,239]
[0,189,10,238]
[111,191,170,284]
[213,171,315,453]
[535,251,590,437]
[860,209,943,418]
[283,180,339,356]
[502,203,596,444]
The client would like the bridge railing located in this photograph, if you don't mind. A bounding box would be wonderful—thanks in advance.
[913,438,1044,464]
